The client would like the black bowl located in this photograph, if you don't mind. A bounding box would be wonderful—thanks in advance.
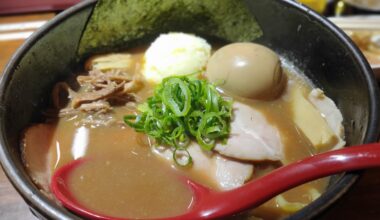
[0,0,379,219]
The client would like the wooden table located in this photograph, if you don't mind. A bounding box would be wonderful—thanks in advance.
[0,12,380,220]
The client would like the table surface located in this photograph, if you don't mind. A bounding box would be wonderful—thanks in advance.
[1,12,380,220]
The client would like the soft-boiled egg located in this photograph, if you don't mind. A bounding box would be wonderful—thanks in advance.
[205,42,286,100]
[143,33,211,84]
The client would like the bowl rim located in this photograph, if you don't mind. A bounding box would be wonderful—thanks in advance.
[0,0,379,219]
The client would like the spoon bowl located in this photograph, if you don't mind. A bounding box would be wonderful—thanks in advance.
[51,143,380,220]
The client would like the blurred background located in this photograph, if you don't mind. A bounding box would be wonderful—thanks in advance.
[300,0,380,14]
[300,0,380,75]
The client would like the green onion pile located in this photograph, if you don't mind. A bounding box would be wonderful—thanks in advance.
[124,75,232,166]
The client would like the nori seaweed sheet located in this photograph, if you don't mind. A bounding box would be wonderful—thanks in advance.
[78,0,263,58]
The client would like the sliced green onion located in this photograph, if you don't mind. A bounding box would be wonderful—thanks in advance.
[185,110,203,136]
[124,75,233,165]
[162,78,191,117]
[123,114,146,132]
[173,147,192,167]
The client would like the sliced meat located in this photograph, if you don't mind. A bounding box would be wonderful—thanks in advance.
[53,62,143,125]
[153,143,253,190]
[21,124,55,191]
[214,102,284,162]
[215,157,253,190]
[308,89,345,150]
[79,100,111,113]
[77,69,133,86]
[71,82,125,108]
[72,69,142,109]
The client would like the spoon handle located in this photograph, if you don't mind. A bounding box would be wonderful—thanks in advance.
[189,143,380,219]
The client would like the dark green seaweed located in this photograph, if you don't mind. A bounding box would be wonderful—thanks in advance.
[78,0,263,58]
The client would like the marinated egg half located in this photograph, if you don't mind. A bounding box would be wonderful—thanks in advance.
[206,43,286,100]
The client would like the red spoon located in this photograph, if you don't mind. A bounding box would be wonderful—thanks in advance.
[51,143,380,220]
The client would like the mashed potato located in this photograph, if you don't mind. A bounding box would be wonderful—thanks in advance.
[143,33,211,83]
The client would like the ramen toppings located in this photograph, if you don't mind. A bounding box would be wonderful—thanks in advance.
[21,33,345,219]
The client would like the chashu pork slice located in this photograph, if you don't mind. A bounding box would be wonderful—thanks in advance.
[214,102,284,162]
[153,143,253,190]
[21,124,55,192]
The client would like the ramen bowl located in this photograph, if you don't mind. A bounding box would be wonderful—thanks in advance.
[0,0,379,219]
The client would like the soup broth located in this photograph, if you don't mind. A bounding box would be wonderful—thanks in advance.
[68,151,193,218]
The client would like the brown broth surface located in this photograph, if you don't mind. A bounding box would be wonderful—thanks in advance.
[68,148,193,218]
[22,48,336,220]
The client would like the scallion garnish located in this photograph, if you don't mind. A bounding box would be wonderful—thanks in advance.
[124,75,232,166]
[173,147,192,167]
